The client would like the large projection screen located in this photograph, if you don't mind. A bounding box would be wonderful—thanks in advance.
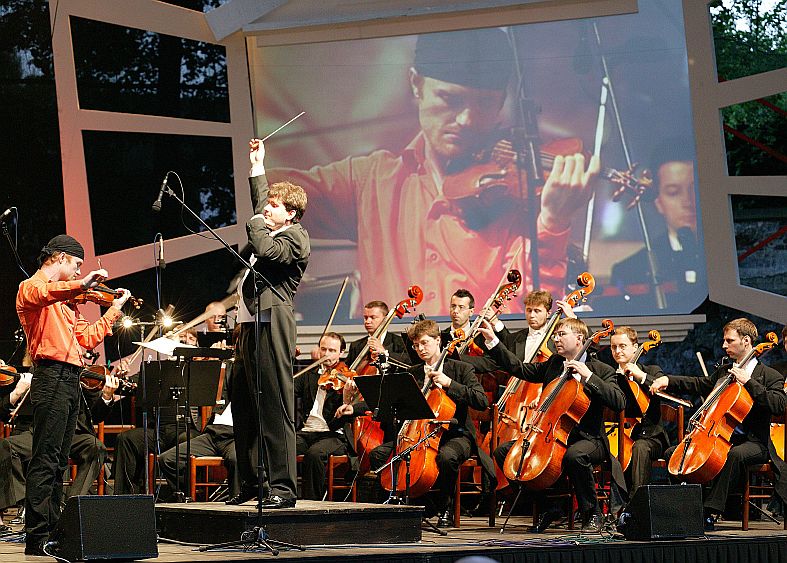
[249,0,705,324]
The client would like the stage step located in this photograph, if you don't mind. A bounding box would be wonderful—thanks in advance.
[156,500,424,546]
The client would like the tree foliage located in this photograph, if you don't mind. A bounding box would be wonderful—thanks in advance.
[710,0,787,175]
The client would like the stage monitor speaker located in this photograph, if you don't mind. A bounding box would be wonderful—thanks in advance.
[620,484,704,540]
[50,495,158,561]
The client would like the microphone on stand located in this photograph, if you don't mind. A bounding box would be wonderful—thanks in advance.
[151,173,169,212]
[0,207,16,222]
[157,235,166,270]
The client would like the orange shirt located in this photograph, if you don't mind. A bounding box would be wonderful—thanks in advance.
[16,270,121,367]
[269,133,570,316]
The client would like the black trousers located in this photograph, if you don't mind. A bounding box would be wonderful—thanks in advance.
[494,436,606,515]
[371,435,472,512]
[665,436,769,514]
[112,424,196,494]
[25,360,82,549]
[233,323,297,500]
[296,430,347,500]
[628,436,664,496]
[158,424,239,499]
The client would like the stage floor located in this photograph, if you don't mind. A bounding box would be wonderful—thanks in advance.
[2,511,786,562]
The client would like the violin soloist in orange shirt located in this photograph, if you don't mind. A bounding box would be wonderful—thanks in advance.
[16,270,121,367]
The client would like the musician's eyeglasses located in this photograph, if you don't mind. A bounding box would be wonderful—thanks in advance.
[553,331,575,339]
[610,344,632,351]
[449,304,470,311]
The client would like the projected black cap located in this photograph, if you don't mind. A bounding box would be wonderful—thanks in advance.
[414,28,513,92]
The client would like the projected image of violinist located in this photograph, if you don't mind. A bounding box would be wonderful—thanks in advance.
[261,28,597,317]
[607,139,706,312]
[254,0,704,320]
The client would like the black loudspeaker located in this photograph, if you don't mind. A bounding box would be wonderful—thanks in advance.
[50,495,158,561]
[620,484,704,540]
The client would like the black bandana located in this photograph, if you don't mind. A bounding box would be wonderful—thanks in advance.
[41,234,85,261]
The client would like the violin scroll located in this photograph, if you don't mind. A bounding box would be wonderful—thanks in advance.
[641,330,662,354]
[754,332,779,357]
[393,285,424,319]
[491,270,522,312]
[607,164,654,210]
[590,319,615,346]
[564,272,595,308]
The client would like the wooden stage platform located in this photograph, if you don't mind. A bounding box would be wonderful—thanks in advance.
[2,500,786,562]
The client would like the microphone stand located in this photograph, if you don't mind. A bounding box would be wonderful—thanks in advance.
[157,184,300,554]
[1,210,30,278]
[506,27,544,290]
[590,23,665,309]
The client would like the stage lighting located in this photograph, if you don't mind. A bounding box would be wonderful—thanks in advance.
[121,316,134,329]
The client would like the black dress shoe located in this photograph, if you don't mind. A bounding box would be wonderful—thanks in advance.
[528,509,562,533]
[225,486,257,505]
[581,510,603,533]
[24,542,47,556]
[704,515,716,532]
[437,508,453,528]
[259,495,296,509]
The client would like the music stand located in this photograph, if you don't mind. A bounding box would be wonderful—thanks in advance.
[138,357,224,501]
[353,370,433,504]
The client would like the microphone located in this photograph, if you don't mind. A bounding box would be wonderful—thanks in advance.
[0,207,14,222]
[157,235,166,270]
[151,173,169,212]
[429,418,458,426]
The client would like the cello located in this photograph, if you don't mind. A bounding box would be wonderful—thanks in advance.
[351,287,424,474]
[668,332,779,483]
[379,333,464,498]
[483,272,596,489]
[503,319,615,489]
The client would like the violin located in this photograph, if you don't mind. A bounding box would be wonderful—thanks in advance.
[503,319,615,489]
[668,332,779,483]
[442,136,653,217]
[71,284,142,309]
[317,362,354,391]
[0,364,18,387]
[80,364,138,395]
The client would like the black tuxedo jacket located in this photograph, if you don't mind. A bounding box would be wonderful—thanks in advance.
[294,366,346,433]
[346,332,409,368]
[440,327,499,373]
[242,174,310,360]
[496,325,557,363]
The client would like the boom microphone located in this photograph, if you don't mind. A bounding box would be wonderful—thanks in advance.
[151,173,169,212]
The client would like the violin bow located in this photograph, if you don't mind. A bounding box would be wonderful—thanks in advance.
[590,22,665,309]
[319,276,349,344]
[459,242,522,354]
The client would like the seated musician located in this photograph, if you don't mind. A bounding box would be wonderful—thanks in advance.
[609,326,670,496]
[489,290,575,362]
[479,317,624,533]
[294,332,354,501]
[365,319,489,527]
[0,371,120,526]
[442,289,500,373]
[346,300,410,366]
[158,357,238,503]
[112,329,201,495]
[650,318,786,531]
[0,362,31,532]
